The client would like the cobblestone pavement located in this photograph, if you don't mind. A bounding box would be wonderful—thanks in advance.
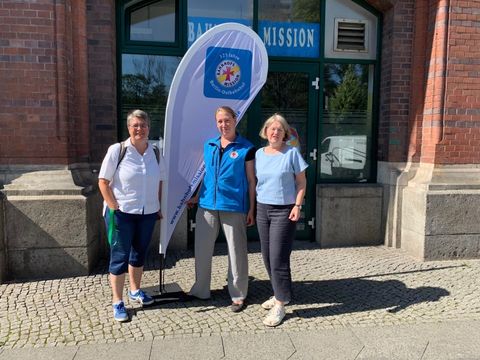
[1,241,480,349]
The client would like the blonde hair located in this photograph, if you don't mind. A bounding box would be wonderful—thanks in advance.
[215,106,237,120]
[259,113,291,142]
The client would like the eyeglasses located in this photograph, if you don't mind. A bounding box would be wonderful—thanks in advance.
[128,124,148,129]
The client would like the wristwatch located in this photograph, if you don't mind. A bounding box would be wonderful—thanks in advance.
[294,204,302,210]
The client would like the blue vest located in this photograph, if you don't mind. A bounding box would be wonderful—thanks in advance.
[199,134,253,213]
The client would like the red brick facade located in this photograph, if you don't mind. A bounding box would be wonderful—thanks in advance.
[434,1,480,164]
[1,0,480,166]
[376,0,415,163]
[376,0,480,165]
[0,0,92,164]
[86,0,117,163]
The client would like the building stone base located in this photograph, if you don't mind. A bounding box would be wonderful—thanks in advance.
[379,162,480,260]
[0,165,188,283]
[316,184,383,247]
[2,165,105,281]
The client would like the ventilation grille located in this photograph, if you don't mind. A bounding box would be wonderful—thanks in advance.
[334,19,367,52]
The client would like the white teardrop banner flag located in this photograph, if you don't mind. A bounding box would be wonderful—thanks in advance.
[160,23,269,254]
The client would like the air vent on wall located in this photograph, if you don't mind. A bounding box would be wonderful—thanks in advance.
[334,18,368,52]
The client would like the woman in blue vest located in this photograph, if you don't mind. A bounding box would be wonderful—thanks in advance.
[187,106,256,312]
[255,113,308,326]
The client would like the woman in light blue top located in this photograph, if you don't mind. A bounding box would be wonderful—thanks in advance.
[255,113,308,327]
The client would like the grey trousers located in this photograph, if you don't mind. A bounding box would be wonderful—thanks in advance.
[189,208,249,302]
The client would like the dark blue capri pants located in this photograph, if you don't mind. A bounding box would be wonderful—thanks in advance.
[256,202,297,303]
[104,209,158,275]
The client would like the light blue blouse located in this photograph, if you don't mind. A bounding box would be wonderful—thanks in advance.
[255,146,308,205]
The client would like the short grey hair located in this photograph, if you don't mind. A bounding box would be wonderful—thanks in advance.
[259,113,291,142]
[127,109,150,127]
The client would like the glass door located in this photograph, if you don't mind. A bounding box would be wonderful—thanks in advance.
[259,62,319,241]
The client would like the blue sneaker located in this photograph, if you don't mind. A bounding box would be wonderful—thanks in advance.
[112,301,128,322]
[128,289,154,306]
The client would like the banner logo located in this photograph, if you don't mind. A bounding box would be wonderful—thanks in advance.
[216,60,241,87]
[204,47,252,100]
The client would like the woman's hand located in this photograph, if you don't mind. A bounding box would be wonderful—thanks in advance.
[108,202,119,211]
[289,206,301,222]
[246,209,255,226]
[290,171,306,222]
[186,195,199,209]
[99,178,119,211]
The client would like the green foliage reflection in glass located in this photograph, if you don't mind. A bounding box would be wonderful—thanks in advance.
[122,56,168,105]
[259,0,320,22]
[121,54,180,140]
[325,64,368,124]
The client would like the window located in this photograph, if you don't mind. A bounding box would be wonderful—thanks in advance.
[127,0,177,43]
[120,54,181,141]
[320,63,374,181]
[187,0,253,47]
[258,0,320,58]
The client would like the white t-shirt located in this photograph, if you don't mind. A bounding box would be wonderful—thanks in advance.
[98,138,166,215]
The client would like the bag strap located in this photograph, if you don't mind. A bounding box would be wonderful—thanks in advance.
[152,144,160,164]
[117,142,159,168]
[116,141,127,170]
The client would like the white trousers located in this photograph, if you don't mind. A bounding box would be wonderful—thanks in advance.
[189,208,249,302]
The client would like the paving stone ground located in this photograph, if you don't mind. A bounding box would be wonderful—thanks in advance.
[1,241,480,349]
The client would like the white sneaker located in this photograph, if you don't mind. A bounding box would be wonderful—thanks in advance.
[261,296,289,310]
[263,304,286,327]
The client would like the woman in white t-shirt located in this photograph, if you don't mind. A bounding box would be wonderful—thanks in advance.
[98,109,166,322]
[255,113,308,327]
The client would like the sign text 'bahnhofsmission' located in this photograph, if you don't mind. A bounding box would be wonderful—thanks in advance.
[188,17,320,58]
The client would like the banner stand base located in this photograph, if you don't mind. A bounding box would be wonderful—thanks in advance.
[143,283,189,305]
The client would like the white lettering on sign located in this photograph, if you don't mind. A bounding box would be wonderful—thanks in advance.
[262,26,314,48]
[188,21,216,43]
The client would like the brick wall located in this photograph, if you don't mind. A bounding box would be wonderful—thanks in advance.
[433,1,480,164]
[0,0,62,164]
[405,0,429,164]
[377,0,415,163]
[0,0,89,165]
[86,0,117,163]
[418,0,451,164]
[408,0,480,165]
[378,0,480,166]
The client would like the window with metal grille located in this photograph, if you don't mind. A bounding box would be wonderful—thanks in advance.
[334,18,368,52]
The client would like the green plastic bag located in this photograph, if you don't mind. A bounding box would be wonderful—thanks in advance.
[107,208,115,246]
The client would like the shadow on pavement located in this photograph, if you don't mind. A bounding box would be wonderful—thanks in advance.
[137,273,450,320]
[289,277,450,318]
